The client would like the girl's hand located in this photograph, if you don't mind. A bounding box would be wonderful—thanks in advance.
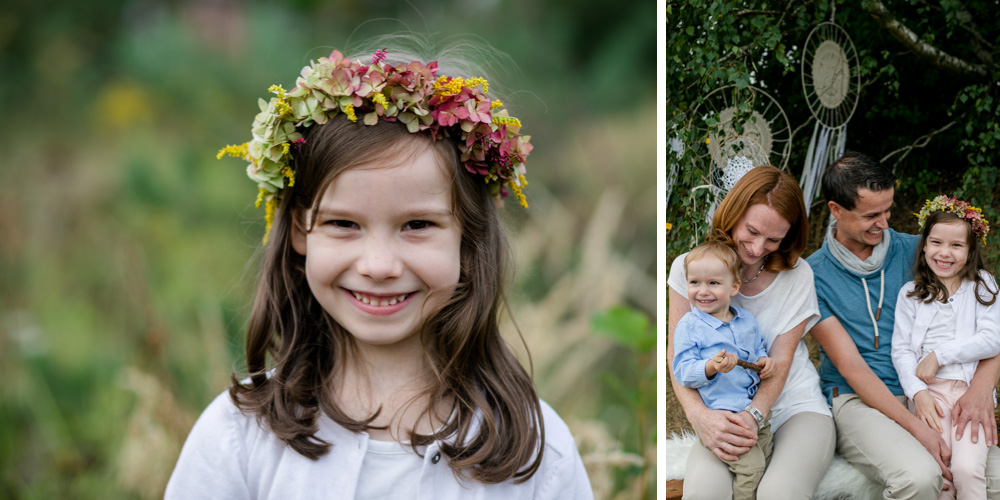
[756,357,775,379]
[688,406,757,461]
[711,350,738,374]
[916,353,940,385]
[914,390,944,433]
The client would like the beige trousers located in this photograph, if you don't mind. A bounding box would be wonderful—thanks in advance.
[833,392,1000,500]
[683,411,836,500]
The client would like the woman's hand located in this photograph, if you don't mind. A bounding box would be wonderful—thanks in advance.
[913,390,944,433]
[916,353,939,385]
[689,406,758,462]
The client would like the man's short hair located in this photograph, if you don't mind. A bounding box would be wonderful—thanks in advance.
[821,151,896,211]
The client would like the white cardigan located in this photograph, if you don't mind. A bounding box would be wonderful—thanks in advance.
[165,391,593,499]
[891,271,1000,400]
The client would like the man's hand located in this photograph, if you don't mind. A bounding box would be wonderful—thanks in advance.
[913,390,944,433]
[910,419,954,482]
[916,353,939,385]
[952,384,997,446]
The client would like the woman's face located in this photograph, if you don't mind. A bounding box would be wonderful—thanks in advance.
[730,203,792,268]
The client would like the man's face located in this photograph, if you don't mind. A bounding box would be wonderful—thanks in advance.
[829,187,895,255]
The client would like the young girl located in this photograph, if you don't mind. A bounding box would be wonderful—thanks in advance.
[892,195,1000,500]
[165,46,591,499]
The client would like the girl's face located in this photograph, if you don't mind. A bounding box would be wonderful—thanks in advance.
[923,220,969,288]
[291,145,462,349]
[730,203,791,269]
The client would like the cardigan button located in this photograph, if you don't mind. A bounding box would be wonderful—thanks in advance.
[431,452,441,464]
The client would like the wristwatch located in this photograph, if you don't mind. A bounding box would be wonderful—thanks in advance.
[743,404,765,426]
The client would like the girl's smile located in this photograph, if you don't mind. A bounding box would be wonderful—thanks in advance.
[291,143,462,348]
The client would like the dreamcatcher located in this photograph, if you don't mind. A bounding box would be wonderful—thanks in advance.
[691,85,791,222]
[800,21,860,215]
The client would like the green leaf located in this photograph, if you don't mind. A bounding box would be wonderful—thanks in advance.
[591,306,655,354]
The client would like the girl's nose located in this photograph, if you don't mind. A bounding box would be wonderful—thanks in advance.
[357,234,403,281]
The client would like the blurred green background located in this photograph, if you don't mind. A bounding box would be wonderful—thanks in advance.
[0,0,656,498]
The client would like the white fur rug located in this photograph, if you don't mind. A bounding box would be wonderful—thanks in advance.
[663,432,882,500]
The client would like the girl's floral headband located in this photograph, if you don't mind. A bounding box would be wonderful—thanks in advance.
[218,49,532,243]
[914,194,990,244]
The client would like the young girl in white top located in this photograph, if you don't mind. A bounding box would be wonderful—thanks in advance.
[892,195,1000,500]
[165,45,591,499]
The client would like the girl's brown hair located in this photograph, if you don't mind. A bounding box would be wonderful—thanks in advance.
[907,210,997,305]
[229,116,543,483]
[710,165,808,272]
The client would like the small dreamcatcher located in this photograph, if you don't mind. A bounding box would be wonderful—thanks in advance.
[691,85,791,222]
[799,21,860,214]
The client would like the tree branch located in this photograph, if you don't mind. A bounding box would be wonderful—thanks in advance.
[881,120,957,168]
[863,0,989,77]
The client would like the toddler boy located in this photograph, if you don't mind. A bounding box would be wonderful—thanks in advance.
[671,240,776,500]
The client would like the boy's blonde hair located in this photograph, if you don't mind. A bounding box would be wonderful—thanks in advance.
[684,239,743,284]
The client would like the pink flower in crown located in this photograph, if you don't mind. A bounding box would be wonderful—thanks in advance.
[432,99,469,127]
[372,48,388,65]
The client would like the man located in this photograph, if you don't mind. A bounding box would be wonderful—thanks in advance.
[807,151,1000,499]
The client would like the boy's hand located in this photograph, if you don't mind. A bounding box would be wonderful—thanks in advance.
[916,353,940,385]
[914,390,944,433]
[712,350,738,374]
[756,357,775,379]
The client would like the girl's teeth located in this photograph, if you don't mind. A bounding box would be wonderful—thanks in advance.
[352,292,409,306]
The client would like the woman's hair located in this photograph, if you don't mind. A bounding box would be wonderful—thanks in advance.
[229,115,544,483]
[685,239,743,284]
[907,210,998,305]
[710,165,808,272]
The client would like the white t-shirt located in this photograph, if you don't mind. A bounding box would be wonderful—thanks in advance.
[165,391,593,499]
[669,254,831,430]
[356,439,424,499]
[921,302,965,381]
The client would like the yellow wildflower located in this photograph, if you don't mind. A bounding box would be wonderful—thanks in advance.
[490,99,503,110]
[371,92,389,108]
[507,176,528,208]
[280,166,296,187]
[705,137,710,145]
[274,100,292,116]
[281,142,290,156]
[217,143,249,160]
[433,76,465,95]
[666,222,673,231]
[262,197,278,245]
[465,77,488,93]
[268,84,286,99]
[344,104,357,122]
[255,187,266,208]
[492,115,522,128]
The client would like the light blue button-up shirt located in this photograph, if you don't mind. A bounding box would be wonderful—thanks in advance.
[672,305,767,412]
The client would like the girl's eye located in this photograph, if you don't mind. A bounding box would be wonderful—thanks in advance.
[327,220,358,229]
[403,220,433,230]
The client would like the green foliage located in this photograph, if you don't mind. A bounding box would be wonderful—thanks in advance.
[667,0,1000,263]
[590,306,656,499]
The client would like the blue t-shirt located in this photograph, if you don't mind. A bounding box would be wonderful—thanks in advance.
[807,228,920,404]
[672,305,768,412]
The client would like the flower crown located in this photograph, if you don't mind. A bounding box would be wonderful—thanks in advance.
[914,195,990,244]
[218,49,532,243]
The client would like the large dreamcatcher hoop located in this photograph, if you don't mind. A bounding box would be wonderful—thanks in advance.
[799,21,860,215]
[691,85,791,222]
